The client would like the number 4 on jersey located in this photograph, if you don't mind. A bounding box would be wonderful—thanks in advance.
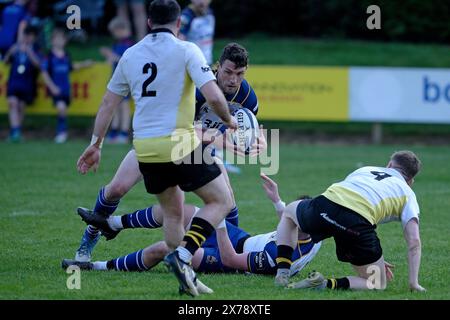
[371,171,392,181]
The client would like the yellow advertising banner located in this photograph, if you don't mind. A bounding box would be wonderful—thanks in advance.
[246,66,349,121]
[0,62,111,115]
[0,63,348,121]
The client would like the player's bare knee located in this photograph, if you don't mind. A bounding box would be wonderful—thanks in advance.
[143,241,169,266]
[206,190,234,213]
[162,204,183,219]
[362,262,388,290]
[154,241,170,257]
[284,201,301,226]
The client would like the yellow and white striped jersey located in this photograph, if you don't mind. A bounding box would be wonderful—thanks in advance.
[107,29,216,163]
[322,166,420,228]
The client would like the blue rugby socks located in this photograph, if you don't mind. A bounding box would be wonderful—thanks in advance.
[120,206,161,229]
[226,206,239,226]
[104,249,149,271]
[84,187,120,239]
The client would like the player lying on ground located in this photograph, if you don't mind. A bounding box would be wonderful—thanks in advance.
[74,43,264,263]
[63,174,321,275]
[274,150,425,292]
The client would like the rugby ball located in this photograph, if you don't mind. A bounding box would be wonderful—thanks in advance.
[229,108,259,154]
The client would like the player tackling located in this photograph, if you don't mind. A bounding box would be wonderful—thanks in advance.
[274,150,425,292]
[73,45,262,264]
[76,0,237,296]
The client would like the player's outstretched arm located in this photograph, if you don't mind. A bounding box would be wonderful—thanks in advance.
[24,45,41,69]
[403,218,425,292]
[261,173,281,203]
[3,44,18,63]
[16,20,28,44]
[260,173,285,219]
[77,90,124,174]
[73,59,94,70]
[99,47,120,65]
[216,222,249,271]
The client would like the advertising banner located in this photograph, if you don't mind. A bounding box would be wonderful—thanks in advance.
[246,66,349,121]
[0,63,110,115]
[350,67,450,123]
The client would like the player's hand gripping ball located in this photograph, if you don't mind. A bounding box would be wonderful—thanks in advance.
[228,108,260,154]
[198,102,259,154]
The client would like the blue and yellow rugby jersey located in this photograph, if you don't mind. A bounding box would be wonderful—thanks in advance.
[244,232,321,276]
[198,222,321,275]
[322,166,420,228]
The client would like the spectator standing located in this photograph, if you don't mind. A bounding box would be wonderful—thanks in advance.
[179,0,215,65]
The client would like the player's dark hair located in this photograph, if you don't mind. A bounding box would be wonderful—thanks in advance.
[148,0,181,26]
[219,43,249,68]
[297,195,312,200]
[390,150,422,181]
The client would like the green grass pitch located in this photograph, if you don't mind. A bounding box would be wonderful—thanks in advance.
[0,141,449,300]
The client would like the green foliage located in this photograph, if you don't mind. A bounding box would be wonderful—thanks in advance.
[65,35,450,68]
[209,0,450,43]
[213,36,450,67]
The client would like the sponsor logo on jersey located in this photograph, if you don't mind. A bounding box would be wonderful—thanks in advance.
[206,255,218,264]
[320,213,360,236]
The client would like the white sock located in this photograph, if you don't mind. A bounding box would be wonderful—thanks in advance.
[176,247,193,264]
[92,261,108,270]
[107,216,123,231]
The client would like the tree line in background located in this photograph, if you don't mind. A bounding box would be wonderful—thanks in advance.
[192,0,449,44]
[27,0,450,44]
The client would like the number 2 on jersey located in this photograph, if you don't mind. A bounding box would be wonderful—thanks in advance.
[141,63,157,97]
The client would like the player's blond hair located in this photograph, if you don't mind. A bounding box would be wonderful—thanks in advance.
[390,150,422,180]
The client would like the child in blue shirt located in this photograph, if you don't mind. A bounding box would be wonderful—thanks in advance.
[4,24,40,142]
[41,29,92,143]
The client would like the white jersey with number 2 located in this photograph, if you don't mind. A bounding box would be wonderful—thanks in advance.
[107,29,216,163]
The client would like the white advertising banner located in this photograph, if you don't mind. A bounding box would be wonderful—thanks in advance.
[350,67,450,123]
